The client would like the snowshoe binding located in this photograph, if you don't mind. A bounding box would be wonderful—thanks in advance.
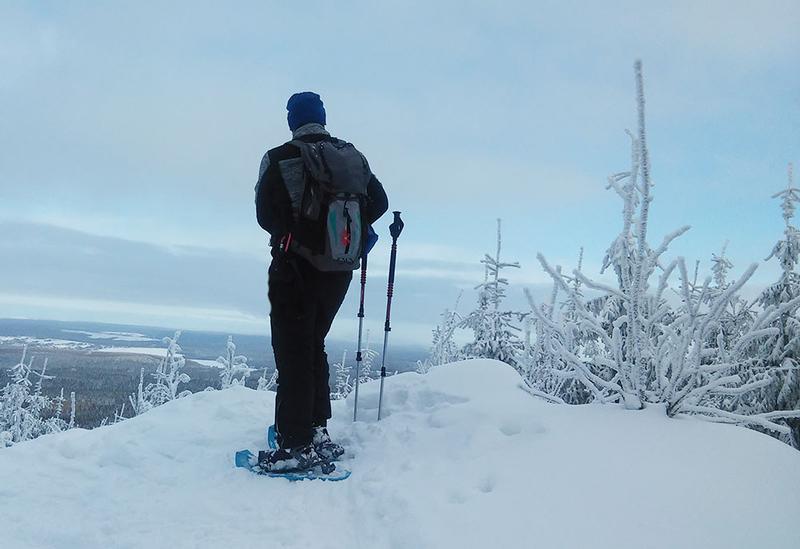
[313,426,345,462]
[254,443,332,474]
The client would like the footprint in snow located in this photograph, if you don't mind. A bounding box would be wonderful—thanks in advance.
[498,421,522,436]
[478,476,495,494]
[448,491,467,504]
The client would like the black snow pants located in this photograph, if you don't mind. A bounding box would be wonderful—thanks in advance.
[268,252,352,449]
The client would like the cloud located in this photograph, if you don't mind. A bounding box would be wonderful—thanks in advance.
[0,292,268,336]
[0,222,505,344]
[3,1,795,232]
[0,221,264,311]
[0,1,794,335]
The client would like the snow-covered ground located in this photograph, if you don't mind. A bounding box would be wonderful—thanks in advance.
[189,358,223,368]
[1,360,798,549]
[91,346,169,357]
[0,331,154,351]
[61,330,157,342]
[0,336,92,350]
[91,347,222,368]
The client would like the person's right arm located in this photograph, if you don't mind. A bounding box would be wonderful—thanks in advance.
[364,174,389,225]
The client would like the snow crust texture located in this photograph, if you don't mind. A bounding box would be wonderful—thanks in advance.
[1,360,798,549]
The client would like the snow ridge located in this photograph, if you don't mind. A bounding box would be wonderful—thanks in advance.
[1,360,798,549]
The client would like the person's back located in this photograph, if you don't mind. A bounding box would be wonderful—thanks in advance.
[254,92,388,473]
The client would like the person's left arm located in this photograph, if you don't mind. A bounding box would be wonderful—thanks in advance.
[255,152,293,244]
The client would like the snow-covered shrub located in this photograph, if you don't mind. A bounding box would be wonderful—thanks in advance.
[217,336,252,389]
[0,348,74,447]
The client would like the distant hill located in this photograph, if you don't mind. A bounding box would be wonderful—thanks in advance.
[0,318,427,371]
[0,318,427,427]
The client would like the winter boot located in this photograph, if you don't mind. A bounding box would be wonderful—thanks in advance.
[256,443,321,473]
[313,426,345,461]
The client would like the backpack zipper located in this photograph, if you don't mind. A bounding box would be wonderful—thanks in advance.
[342,202,353,254]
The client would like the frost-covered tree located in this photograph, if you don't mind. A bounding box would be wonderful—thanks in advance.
[711,243,733,292]
[319,333,381,398]
[356,330,379,385]
[217,336,252,389]
[460,219,523,369]
[709,249,756,356]
[257,368,278,392]
[0,348,74,447]
[757,163,800,446]
[527,63,690,408]
[523,61,800,436]
[707,241,755,337]
[572,68,691,410]
[129,367,152,416]
[697,243,761,418]
[128,331,192,416]
[521,250,594,404]
[418,292,463,374]
[520,276,560,399]
[331,351,352,400]
[146,331,191,406]
[111,402,126,425]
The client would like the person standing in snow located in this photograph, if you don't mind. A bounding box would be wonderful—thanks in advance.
[254,92,388,472]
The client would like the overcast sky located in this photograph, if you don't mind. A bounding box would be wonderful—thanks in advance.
[1,1,798,345]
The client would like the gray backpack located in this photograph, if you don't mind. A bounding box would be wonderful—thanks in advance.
[278,138,372,271]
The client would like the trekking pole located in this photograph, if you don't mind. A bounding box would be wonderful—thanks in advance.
[377,211,404,421]
[352,252,368,422]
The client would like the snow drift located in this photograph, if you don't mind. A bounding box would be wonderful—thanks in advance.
[1,359,798,549]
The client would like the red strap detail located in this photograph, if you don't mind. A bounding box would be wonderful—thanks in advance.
[281,233,293,252]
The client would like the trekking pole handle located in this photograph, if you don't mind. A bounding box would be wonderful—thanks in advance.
[385,245,397,332]
[389,211,404,240]
[353,253,368,422]
[358,254,368,319]
[384,212,403,332]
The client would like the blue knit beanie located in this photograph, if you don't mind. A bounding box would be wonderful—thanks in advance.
[287,92,326,131]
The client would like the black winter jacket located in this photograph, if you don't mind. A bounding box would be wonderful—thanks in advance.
[255,133,389,251]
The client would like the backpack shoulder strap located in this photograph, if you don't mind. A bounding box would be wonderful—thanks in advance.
[288,139,307,149]
[289,139,332,184]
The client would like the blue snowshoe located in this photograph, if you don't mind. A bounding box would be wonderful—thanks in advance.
[235,426,351,481]
[234,448,348,481]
